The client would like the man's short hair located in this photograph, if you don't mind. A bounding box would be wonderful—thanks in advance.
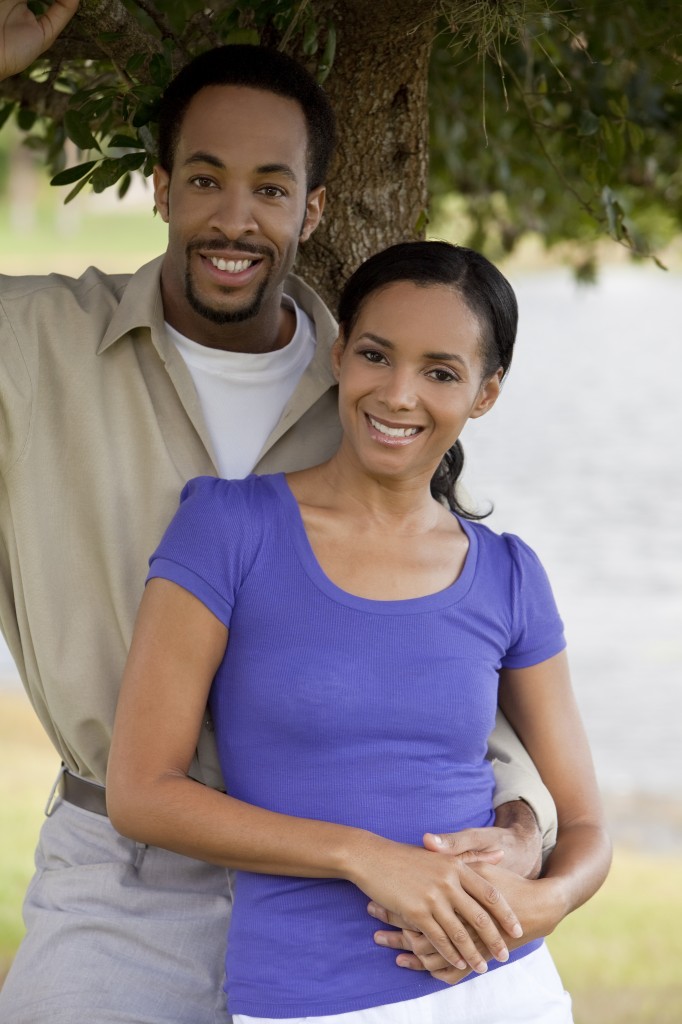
[157,44,336,191]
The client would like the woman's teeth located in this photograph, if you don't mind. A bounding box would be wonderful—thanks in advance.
[209,257,254,273]
[369,416,419,438]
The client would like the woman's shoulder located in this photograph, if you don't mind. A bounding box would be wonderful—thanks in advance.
[464,518,543,563]
[179,473,281,515]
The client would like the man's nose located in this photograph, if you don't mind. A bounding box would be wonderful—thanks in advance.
[210,187,258,238]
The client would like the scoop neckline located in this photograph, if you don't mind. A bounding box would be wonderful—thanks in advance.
[265,472,478,615]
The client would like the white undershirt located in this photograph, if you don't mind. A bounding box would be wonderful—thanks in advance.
[167,295,316,479]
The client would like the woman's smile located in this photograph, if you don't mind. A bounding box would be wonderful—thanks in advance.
[365,413,423,445]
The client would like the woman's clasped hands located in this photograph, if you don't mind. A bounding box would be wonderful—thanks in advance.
[348,829,523,977]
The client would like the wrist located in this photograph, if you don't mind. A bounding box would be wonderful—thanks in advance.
[339,829,392,889]
[494,799,543,879]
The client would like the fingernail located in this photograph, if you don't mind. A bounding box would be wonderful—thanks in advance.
[497,947,509,962]
[396,956,411,968]
[455,959,467,970]
[474,961,488,974]
[430,834,443,845]
[374,932,388,946]
[367,902,379,917]
[511,923,523,939]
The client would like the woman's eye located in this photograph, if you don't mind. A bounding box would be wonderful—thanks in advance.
[361,350,386,363]
[428,368,457,383]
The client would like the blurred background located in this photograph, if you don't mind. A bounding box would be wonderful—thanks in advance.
[0,126,680,1023]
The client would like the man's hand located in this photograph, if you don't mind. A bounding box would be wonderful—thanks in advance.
[370,865,566,985]
[417,799,543,879]
[0,0,79,80]
[491,799,543,878]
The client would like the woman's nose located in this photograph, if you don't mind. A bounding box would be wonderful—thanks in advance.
[378,369,418,411]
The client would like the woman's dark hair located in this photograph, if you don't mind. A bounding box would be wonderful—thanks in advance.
[157,44,336,191]
[337,240,518,519]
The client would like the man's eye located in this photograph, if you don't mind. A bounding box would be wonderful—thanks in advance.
[258,186,285,198]
[190,176,216,189]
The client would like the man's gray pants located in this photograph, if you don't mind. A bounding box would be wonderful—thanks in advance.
[0,795,232,1023]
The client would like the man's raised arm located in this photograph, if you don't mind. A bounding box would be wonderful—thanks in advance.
[0,0,79,81]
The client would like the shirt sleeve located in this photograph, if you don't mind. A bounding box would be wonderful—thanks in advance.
[147,476,255,628]
[0,291,33,475]
[500,533,566,669]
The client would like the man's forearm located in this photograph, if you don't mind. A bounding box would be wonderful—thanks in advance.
[488,708,558,860]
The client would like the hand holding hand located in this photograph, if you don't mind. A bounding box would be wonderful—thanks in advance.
[0,0,79,80]
[350,834,523,976]
[370,863,565,985]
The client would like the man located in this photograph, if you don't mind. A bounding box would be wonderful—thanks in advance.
[0,2,560,1021]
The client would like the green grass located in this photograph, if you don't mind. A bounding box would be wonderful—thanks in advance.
[0,195,166,276]
[1,690,681,1019]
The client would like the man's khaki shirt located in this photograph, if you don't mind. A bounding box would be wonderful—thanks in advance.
[0,255,556,847]
[0,256,341,788]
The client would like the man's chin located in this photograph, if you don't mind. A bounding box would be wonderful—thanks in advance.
[186,288,263,326]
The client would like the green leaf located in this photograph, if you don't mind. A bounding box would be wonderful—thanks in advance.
[16,107,37,131]
[50,160,99,186]
[578,110,600,136]
[223,28,260,46]
[64,169,96,204]
[108,134,147,150]
[317,25,336,84]
[302,18,319,56]
[149,53,171,88]
[64,109,99,151]
[414,208,429,236]
[627,121,645,151]
[125,53,147,76]
[0,102,16,131]
[90,158,127,192]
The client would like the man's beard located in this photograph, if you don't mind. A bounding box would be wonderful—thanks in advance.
[184,271,269,325]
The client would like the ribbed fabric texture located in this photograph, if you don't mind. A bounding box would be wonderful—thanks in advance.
[148,474,565,1017]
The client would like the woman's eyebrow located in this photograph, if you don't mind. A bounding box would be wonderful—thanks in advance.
[359,332,465,364]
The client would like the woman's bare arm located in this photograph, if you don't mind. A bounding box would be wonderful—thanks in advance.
[372,651,612,981]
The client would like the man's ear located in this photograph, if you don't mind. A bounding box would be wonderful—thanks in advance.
[300,186,325,242]
[469,367,503,420]
[153,165,171,223]
[330,331,345,381]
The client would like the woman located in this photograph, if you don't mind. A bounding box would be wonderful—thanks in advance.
[107,241,611,1023]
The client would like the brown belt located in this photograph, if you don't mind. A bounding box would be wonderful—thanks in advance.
[59,768,108,816]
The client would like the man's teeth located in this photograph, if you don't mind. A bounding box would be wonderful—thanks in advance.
[369,416,419,438]
[209,257,254,273]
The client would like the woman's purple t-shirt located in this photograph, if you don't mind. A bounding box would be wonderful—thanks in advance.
[148,473,566,1017]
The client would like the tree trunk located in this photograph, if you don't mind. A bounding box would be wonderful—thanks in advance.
[295,1,437,310]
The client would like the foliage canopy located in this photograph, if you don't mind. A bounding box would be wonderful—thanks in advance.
[2,0,680,279]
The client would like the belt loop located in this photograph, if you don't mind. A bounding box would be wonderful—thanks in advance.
[44,763,67,817]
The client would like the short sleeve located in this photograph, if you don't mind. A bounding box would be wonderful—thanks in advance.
[147,476,255,627]
[501,533,566,669]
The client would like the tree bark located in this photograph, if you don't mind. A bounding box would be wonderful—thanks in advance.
[295,0,438,308]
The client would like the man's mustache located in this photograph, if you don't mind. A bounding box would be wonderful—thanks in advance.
[186,238,273,259]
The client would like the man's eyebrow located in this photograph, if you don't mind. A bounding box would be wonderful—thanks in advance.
[181,153,298,184]
[183,151,225,169]
[256,163,299,183]
[359,332,465,364]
